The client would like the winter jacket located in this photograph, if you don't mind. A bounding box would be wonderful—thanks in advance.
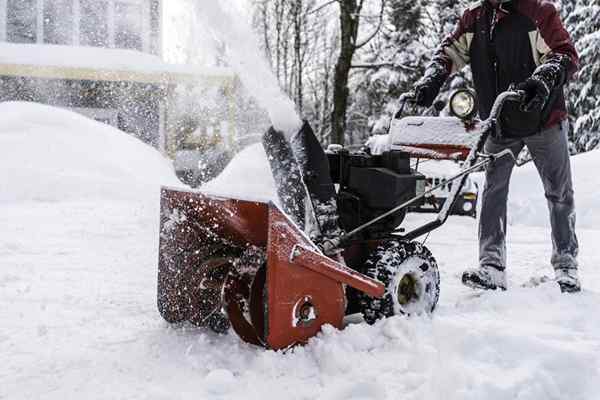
[424,0,579,137]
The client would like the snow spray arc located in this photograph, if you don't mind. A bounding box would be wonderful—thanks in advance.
[194,1,302,138]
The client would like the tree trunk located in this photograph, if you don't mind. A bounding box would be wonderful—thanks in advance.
[331,0,361,145]
[294,0,304,113]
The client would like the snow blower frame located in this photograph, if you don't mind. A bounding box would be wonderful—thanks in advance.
[157,90,525,350]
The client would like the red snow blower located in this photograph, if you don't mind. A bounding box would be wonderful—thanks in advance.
[157,89,524,350]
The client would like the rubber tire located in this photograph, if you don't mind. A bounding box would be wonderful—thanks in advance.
[360,241,440,324]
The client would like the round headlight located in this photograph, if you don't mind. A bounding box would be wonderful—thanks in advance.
[449,89,476,119]
[462,201,474,213]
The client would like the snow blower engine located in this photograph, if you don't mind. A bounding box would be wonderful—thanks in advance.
[157,89,524,350]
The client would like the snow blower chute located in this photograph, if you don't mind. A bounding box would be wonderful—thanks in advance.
[158,89,524,350]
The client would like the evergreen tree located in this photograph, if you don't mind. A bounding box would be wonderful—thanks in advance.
[564,0,600,151]
[348,0,428,141]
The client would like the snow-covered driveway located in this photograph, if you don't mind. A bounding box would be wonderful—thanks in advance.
[1,103,599,399]
[2,200,599,400]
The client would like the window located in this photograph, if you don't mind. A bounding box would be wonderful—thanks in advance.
[149,0,160,55]
[115,2,142,50]
[80,0,108,47]
[5,0,154,51]
[43,0,73,45]
[7,0,37,43]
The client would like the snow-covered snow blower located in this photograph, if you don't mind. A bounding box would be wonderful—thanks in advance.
[157,89,524,350]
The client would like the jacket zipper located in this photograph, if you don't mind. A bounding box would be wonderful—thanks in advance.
[489,8,499,96]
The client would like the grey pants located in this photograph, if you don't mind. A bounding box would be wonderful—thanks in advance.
[479,121,579,271]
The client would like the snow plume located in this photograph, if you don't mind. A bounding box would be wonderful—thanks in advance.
[193,1,302,137]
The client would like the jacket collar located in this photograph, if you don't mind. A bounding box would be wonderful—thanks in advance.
[486,0,514,17]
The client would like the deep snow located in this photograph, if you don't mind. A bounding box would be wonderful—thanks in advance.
[2,105,600,399]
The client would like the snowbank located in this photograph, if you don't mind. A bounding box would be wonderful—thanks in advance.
[508,149,599,229]
[0,102,180,203]
[201,143,277,202]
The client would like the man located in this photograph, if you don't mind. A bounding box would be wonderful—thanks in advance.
[411,0,580,292]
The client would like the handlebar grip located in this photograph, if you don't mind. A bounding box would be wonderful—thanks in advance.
[393,92,417,119]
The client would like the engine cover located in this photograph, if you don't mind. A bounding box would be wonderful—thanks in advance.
[328,149,425,236]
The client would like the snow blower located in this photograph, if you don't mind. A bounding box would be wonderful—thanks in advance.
[157,89,524,350]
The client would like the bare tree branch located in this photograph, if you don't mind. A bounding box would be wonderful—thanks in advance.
[354,0,385,49]
[351,62,418,72]
[307,0,337,15]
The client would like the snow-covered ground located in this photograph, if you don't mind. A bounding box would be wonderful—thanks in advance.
[2,104,599,399]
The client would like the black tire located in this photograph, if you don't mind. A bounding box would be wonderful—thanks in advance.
[360,241,440,324]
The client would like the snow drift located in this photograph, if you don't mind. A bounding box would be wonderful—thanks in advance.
[0,102,180,203]
[201,143,277,202]
[508,149,599,229]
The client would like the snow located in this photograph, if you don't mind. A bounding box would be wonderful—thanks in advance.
[390,117,484,149]
[365,134,391,155]
[0,42,233,78]
[508,149,599,229]
[416,160,462,177]
[0,102,181,203]
[2,107,600,399]
[200,143,278,202]
[194,3,302,136]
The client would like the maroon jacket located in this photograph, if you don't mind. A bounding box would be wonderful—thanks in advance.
[430,0,579,136]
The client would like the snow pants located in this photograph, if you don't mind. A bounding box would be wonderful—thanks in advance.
[479,121,579,271]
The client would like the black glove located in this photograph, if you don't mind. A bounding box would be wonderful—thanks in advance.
[413,81,439,108]
[517,55,570,113]
[516,76,550,113]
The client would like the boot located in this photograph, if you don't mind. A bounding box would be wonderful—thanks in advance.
[555,267,581,293]
[462,265,507,291]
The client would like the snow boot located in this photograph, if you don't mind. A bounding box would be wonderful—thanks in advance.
[462,265,507,291]
[554,267,581,293]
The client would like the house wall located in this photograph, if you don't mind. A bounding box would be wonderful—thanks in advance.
[0,0,162,56]
[0,0,166,149]
[0,75,165,147]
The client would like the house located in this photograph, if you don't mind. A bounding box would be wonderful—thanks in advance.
[0,0,235,153]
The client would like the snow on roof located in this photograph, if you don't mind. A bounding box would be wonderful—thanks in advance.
[0,42,235,85]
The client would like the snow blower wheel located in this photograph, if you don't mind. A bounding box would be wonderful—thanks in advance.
[360,241,440,324]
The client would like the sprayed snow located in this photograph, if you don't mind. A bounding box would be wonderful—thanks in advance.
[194,3,302,137]
[365,134,391,155]
[201,143,278,202]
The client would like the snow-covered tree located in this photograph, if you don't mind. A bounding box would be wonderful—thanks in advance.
[347,0,427,141]
[564,1,600,151]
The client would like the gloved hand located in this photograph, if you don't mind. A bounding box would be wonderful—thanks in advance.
[516,76,551,113]
[412,82,439,108]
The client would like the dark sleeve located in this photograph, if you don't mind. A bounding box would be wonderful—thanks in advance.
[533,1,579,83]
[418,8,476,88]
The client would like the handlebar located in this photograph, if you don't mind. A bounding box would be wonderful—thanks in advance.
[394,89,525,122]
[393,91,417,119]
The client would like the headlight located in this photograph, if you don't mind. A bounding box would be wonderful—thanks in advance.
[449,89,476,119]
[462,201,474,213]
